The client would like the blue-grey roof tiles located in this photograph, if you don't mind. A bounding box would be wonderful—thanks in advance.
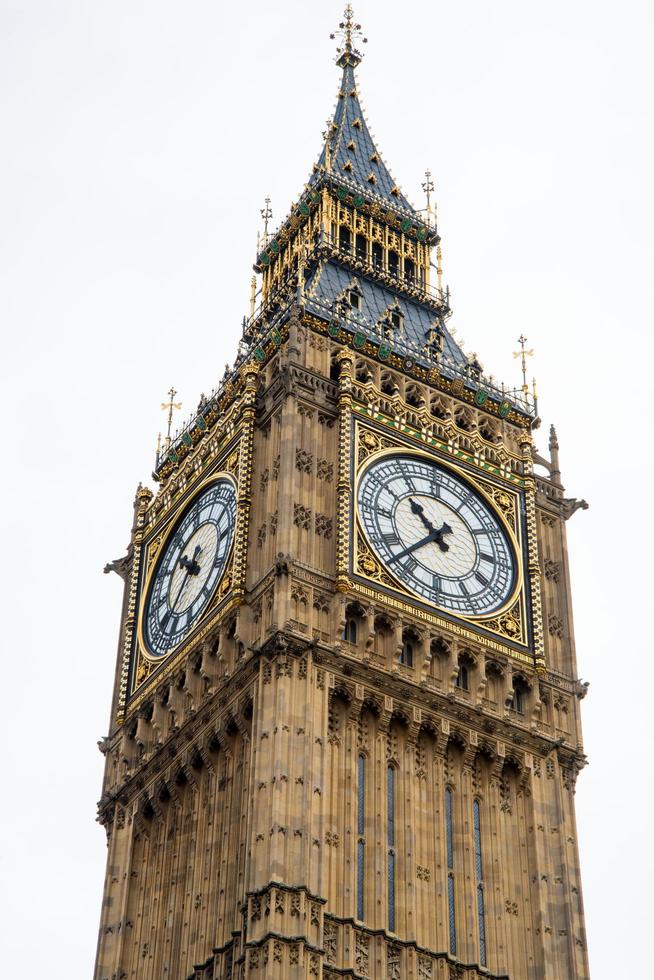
[311,63,416,215]
[304,259,467,368]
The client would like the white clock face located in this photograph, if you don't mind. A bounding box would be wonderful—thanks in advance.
[143,478,236,657]
[357,454,516,616]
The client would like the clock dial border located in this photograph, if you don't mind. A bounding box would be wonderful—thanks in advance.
[352,439,530,647]
[136,471,238,665]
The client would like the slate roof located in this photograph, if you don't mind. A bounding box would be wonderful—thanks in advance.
[310,62,416,215]
[303,259,467,369]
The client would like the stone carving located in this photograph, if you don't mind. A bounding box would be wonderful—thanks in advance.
[355,932,369,976]
[548,614,564,638]
[317,458,334,482]
[324,920,337,963]
[296,449,313,473]
[544,558,561,582]
[387,944,401,979]
[315,513,333,538]
[294,504,312,529]
[417,954,433,979]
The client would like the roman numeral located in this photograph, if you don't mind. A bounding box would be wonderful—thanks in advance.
[475,571,489,586]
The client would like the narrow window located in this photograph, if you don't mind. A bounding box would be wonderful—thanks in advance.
[513,685,524,714]
[342,618,357,644]
[357,754,366,920]
[388,249,399,276]
[372,242,383,269]
[445,787,456,955]
[349,289,362,311]
[387,765,396,931]
[404,257,415,282]
[400,638,413,667]
[455,662,469,690]
[390,309,403,330]
[474,799,487,967]
[355,234,367,261]
[339,225,351,253]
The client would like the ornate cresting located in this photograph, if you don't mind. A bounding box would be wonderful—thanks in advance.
[233,360,260,601]
[336,348,355,592]
[116,484,152,723]
[520,427,546,670]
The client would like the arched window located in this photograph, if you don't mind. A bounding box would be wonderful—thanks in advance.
[455,661,469,691]
[473,799,487,967]
[387,765,396,931]
[372,241,383,269]
[355,234,367,261]
[445,787,456,955]
[339,225,351,253]
[400,637,413,667]
[511,677,528,714]
[357,754,366,921]
[404,257,415,282]
[388,249,399,276]
[342,618,357,644]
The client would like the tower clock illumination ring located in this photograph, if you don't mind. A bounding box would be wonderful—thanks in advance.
[142,477,237,658]
[357,453,517,616]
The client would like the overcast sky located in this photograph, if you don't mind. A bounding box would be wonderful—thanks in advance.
[1,1,653,976]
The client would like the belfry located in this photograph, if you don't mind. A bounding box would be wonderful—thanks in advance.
[95,8,591,978]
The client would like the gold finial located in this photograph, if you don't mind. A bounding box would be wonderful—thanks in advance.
[161,386,182,450]
[436,243,443,293]
[250,275,257,318]
[513,334,534,392]
[330,5,367,68]
[323,118,334,172]
[260,196,273,248]
[422,169,435,224]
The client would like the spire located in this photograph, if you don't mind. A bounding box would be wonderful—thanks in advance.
[316,7,414,214]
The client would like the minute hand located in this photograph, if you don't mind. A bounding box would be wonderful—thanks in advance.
[387,524,452,565]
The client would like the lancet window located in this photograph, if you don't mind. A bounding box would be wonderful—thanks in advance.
[445,786,457,955]
[357,753,366,921]
[473,799,487,967]
[387,764,396,931]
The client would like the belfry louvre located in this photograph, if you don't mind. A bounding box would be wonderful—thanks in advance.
[95,7,590,979]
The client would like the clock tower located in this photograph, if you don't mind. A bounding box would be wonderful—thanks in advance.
[95,8,591,979]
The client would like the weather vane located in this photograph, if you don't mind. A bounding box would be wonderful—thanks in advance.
[260,196,273,248]
[513,334,534,392]
[161,386,182,451]
[330,5,367,66]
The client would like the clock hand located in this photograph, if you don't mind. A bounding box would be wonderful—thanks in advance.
[161,546,203,630]
[387,522,454,564]
[410,498,436,535]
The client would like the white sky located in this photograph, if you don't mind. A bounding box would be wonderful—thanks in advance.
[1,1,652,975]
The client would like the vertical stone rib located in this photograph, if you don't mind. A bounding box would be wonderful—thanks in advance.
[336,348,354,591]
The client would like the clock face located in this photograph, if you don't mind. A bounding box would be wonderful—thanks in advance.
[143,478,237,658]
[357,454,516,616]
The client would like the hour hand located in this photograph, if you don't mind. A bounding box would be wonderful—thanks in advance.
[179,544,202,576]
[410,498,436,535]
[436,522,453,552]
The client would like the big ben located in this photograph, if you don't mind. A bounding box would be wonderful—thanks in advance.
[95,7,591,978]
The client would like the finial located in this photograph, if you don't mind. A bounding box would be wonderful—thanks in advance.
[161,386,182,450]
[512,334,534,393]
[155,431,162,468]
[422,169,436,225]
[323,118,334,172]
[330,5,367,68]
[436,243,443,293]
[260,196,273,248]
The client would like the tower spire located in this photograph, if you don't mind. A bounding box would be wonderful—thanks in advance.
[330,5,367,69]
